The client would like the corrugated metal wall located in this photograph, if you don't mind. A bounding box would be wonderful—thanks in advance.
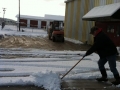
[64,0,120,44]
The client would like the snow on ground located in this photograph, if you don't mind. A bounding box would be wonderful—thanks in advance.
[0,25,120,90]
[0,25,47,37]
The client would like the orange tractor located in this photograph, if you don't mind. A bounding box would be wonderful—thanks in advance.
[47,21,64,42]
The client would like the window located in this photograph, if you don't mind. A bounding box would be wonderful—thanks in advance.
[116,26,120,37]
[107,26,110,32]
[107,26,114,33]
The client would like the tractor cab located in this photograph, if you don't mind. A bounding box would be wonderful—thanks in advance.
[48,21,64,42]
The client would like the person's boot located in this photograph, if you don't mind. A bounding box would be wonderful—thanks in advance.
[112,74,120,85]
[96,69,108,82]
[96,77,108,82]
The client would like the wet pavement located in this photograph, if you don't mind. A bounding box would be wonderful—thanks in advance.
[0,85,44,90]
[61,79,119,90]
[0,79,120,90]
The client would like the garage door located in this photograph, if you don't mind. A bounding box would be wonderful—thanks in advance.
[30,20,38,28]
[20,19,27,27]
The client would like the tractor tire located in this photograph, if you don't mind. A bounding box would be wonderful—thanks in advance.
[52,37,56,42]
[49,35,51,40]
[62,38,64,42]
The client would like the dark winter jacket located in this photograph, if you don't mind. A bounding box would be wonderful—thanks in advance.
[85,31,118,58]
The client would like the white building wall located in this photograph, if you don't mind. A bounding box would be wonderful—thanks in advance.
[16,14,64,29]
[38,20,41,28]
[27,19,30,28]
[46,21,50,30]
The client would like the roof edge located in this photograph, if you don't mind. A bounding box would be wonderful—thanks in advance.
[82,3,120,21]
[64,0,75,3]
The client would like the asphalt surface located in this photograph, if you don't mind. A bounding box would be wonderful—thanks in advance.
[0,79,120,90]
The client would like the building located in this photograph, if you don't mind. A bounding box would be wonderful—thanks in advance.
[83,3,120,46]
[16,15,45,28]
[16,14,64,29]
[64,0,120,46]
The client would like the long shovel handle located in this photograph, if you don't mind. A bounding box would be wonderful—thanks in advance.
[61,57,84,79]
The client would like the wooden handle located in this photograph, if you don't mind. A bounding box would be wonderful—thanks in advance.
[61,57,84,79]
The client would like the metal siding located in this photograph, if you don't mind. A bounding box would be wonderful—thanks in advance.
[82,0,90,42]
[113,0,117,3]
[64,3,69,37]
[87,0,95,44]
[113,0,120,3]
[117,0,120,2]
[75,0,81,40]
[100,0,106,5]
[106,0,109,4]
[95,0,100,6]
[72,0,77,39]
[64,0,120,45]
[78,0,85,41]
[106,0,113,4]
[66,2,71,37]
[69,1,74,38]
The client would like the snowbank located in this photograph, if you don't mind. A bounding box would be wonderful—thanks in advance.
[32,71,61,90]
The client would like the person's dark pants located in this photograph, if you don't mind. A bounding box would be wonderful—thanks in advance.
[98,54,120,80]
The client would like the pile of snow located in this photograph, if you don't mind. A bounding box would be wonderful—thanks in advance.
[65,37,83,44]
[32,71,61,90]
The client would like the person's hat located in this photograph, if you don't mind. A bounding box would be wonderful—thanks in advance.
[90,26,98,34]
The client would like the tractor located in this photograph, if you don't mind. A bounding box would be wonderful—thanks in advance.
[47,21,64,42]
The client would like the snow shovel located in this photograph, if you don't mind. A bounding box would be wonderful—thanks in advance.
[61,56,84,79]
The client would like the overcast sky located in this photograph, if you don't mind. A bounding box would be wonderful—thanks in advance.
[0,0,66,20]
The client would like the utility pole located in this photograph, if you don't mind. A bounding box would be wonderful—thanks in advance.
[19,0,20,31]
[2,8,6,21]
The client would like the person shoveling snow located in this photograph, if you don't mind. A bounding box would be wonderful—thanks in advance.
[84,26,120,85]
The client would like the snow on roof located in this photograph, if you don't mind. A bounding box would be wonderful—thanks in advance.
[82,3,120,21]
[16,15,45,20]
[16,14,64,21]
[44,14,64,21]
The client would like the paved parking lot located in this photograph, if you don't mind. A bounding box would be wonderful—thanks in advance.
[0,79,120,90]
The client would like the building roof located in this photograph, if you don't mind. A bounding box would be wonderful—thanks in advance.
[16,15,45,20]
[44,14,64,21]
[16,14,64,21]
[82,3,120,21]
[64,0,74,3]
